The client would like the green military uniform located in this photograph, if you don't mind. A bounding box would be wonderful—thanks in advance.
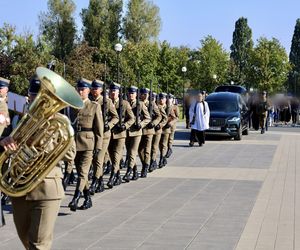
[150,100,168,172]
[159,96,178,168]
[123,87,151,181]
[11,113,76,250]
[68,94,103,211]
[108,94,135,188]
[138,89,161,177]
[256,92,269,134]
[167,101,179,158]
[90,89,118,193]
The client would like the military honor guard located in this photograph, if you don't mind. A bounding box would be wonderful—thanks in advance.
[123,86,151,182]
[68,78,104,211]
[108,83,134,188]
[89,79,118,194]
[138,88,161,177]
[149,93,168,172]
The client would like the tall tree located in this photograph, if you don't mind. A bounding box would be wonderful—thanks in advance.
[248,37,290,93]
[123,0,161,43]
[108,0,123,44]
[39,0,77,61]
[230,17,253,87]
[189,36,229,92]
[289,19,300,95]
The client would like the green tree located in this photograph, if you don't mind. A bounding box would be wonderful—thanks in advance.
[189,36,229,92]
[230,17,253,87]
[289,19,300,94]
[123,0,161,43]
[108,0,123,44]
[39,0,77,61]
[248,37,290,93]
[0,23,16,54]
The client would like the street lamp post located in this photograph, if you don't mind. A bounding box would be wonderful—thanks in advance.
[181,66,187,119]
[114,43,123,83]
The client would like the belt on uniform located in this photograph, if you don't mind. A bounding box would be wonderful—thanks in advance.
[77,127,93,132]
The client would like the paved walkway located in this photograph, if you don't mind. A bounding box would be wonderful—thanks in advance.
[0,124,299,249]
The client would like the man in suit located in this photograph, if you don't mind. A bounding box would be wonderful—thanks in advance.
[107,83,134,188]
[123,86,151,182]
[138,88,161,177]
[68,78,104,211]
[89,79,118,194]
[0,76,76,249]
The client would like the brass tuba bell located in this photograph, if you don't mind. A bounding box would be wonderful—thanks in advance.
[0,67,83,197]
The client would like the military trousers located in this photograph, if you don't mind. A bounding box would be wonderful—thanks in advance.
[159,133,170,157]
[151,133,162,161]
[259,113,267,129]
[93,137,111,179]
[74,150,93,192]
[108,138,126,173]
[11,197,61,250]
[125,136,142,168]
[168,126,176,149]
[139,134,153,165]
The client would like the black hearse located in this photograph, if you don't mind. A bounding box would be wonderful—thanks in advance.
[206,92,249,140]
[214,85,247,95]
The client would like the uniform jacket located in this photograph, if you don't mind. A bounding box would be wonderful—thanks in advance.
[162,104,178,134]
[91,95,119,139]
[0,98,10,137]
[26,114,77,200]
[128,100,151,137]
[170,104,179,132]
[155,104,168,135]
[111,99,135,139]
[69,99,104,151]
[142,100,162,136]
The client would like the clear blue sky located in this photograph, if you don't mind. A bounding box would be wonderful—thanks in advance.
[0,0,299,53]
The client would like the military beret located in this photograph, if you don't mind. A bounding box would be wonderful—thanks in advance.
[158,92,167,99]
[91,79,104,88]
[0,77,10,88]
[28,75,41,94]
[77,78,91,88]
[109,82,121,90]
[128,86,138,93]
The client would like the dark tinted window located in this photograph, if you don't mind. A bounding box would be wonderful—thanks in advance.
[207,101,238,112]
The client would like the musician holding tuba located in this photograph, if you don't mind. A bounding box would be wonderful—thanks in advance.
[0,73,80,250]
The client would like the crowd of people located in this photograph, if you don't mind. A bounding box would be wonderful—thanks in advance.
[0,71,179,249]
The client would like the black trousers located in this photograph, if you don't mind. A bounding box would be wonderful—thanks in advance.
[190,129,205,145]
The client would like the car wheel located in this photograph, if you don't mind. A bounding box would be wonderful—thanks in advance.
[234,127,242,141]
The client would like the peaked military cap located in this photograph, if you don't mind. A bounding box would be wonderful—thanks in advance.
[158,92,167,99]
[0,77,10,88]
[128,86,138,93]
[140,88,150,94]
[91,79,104,88]
[77,78,91,88]
[109,82,121,90]
[28,75,41,94]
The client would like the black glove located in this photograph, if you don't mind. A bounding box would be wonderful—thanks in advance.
[164,124,171,129]
[118,123,126,132]
[155,124,161,131]
[147,122,155,129]
[104,123,110,132]
[93,149,101,158]
[134,123,142,130]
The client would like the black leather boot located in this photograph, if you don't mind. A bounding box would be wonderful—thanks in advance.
[162,157,167,167]
[131,165,139,180]
[166,148,173,158]
[63,172,71,191]
[107,171,115,189]
[141,164,149,178]
[122,167,133,183]
[114,170,122,186]
[79,190,93,210]
[103,161,112,175]
[89,177,99,195]
[95,176,105,193]
[69,189,82,212]
[159,157,164,168]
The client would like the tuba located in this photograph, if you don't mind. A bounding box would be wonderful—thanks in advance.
[0,67,83,197]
